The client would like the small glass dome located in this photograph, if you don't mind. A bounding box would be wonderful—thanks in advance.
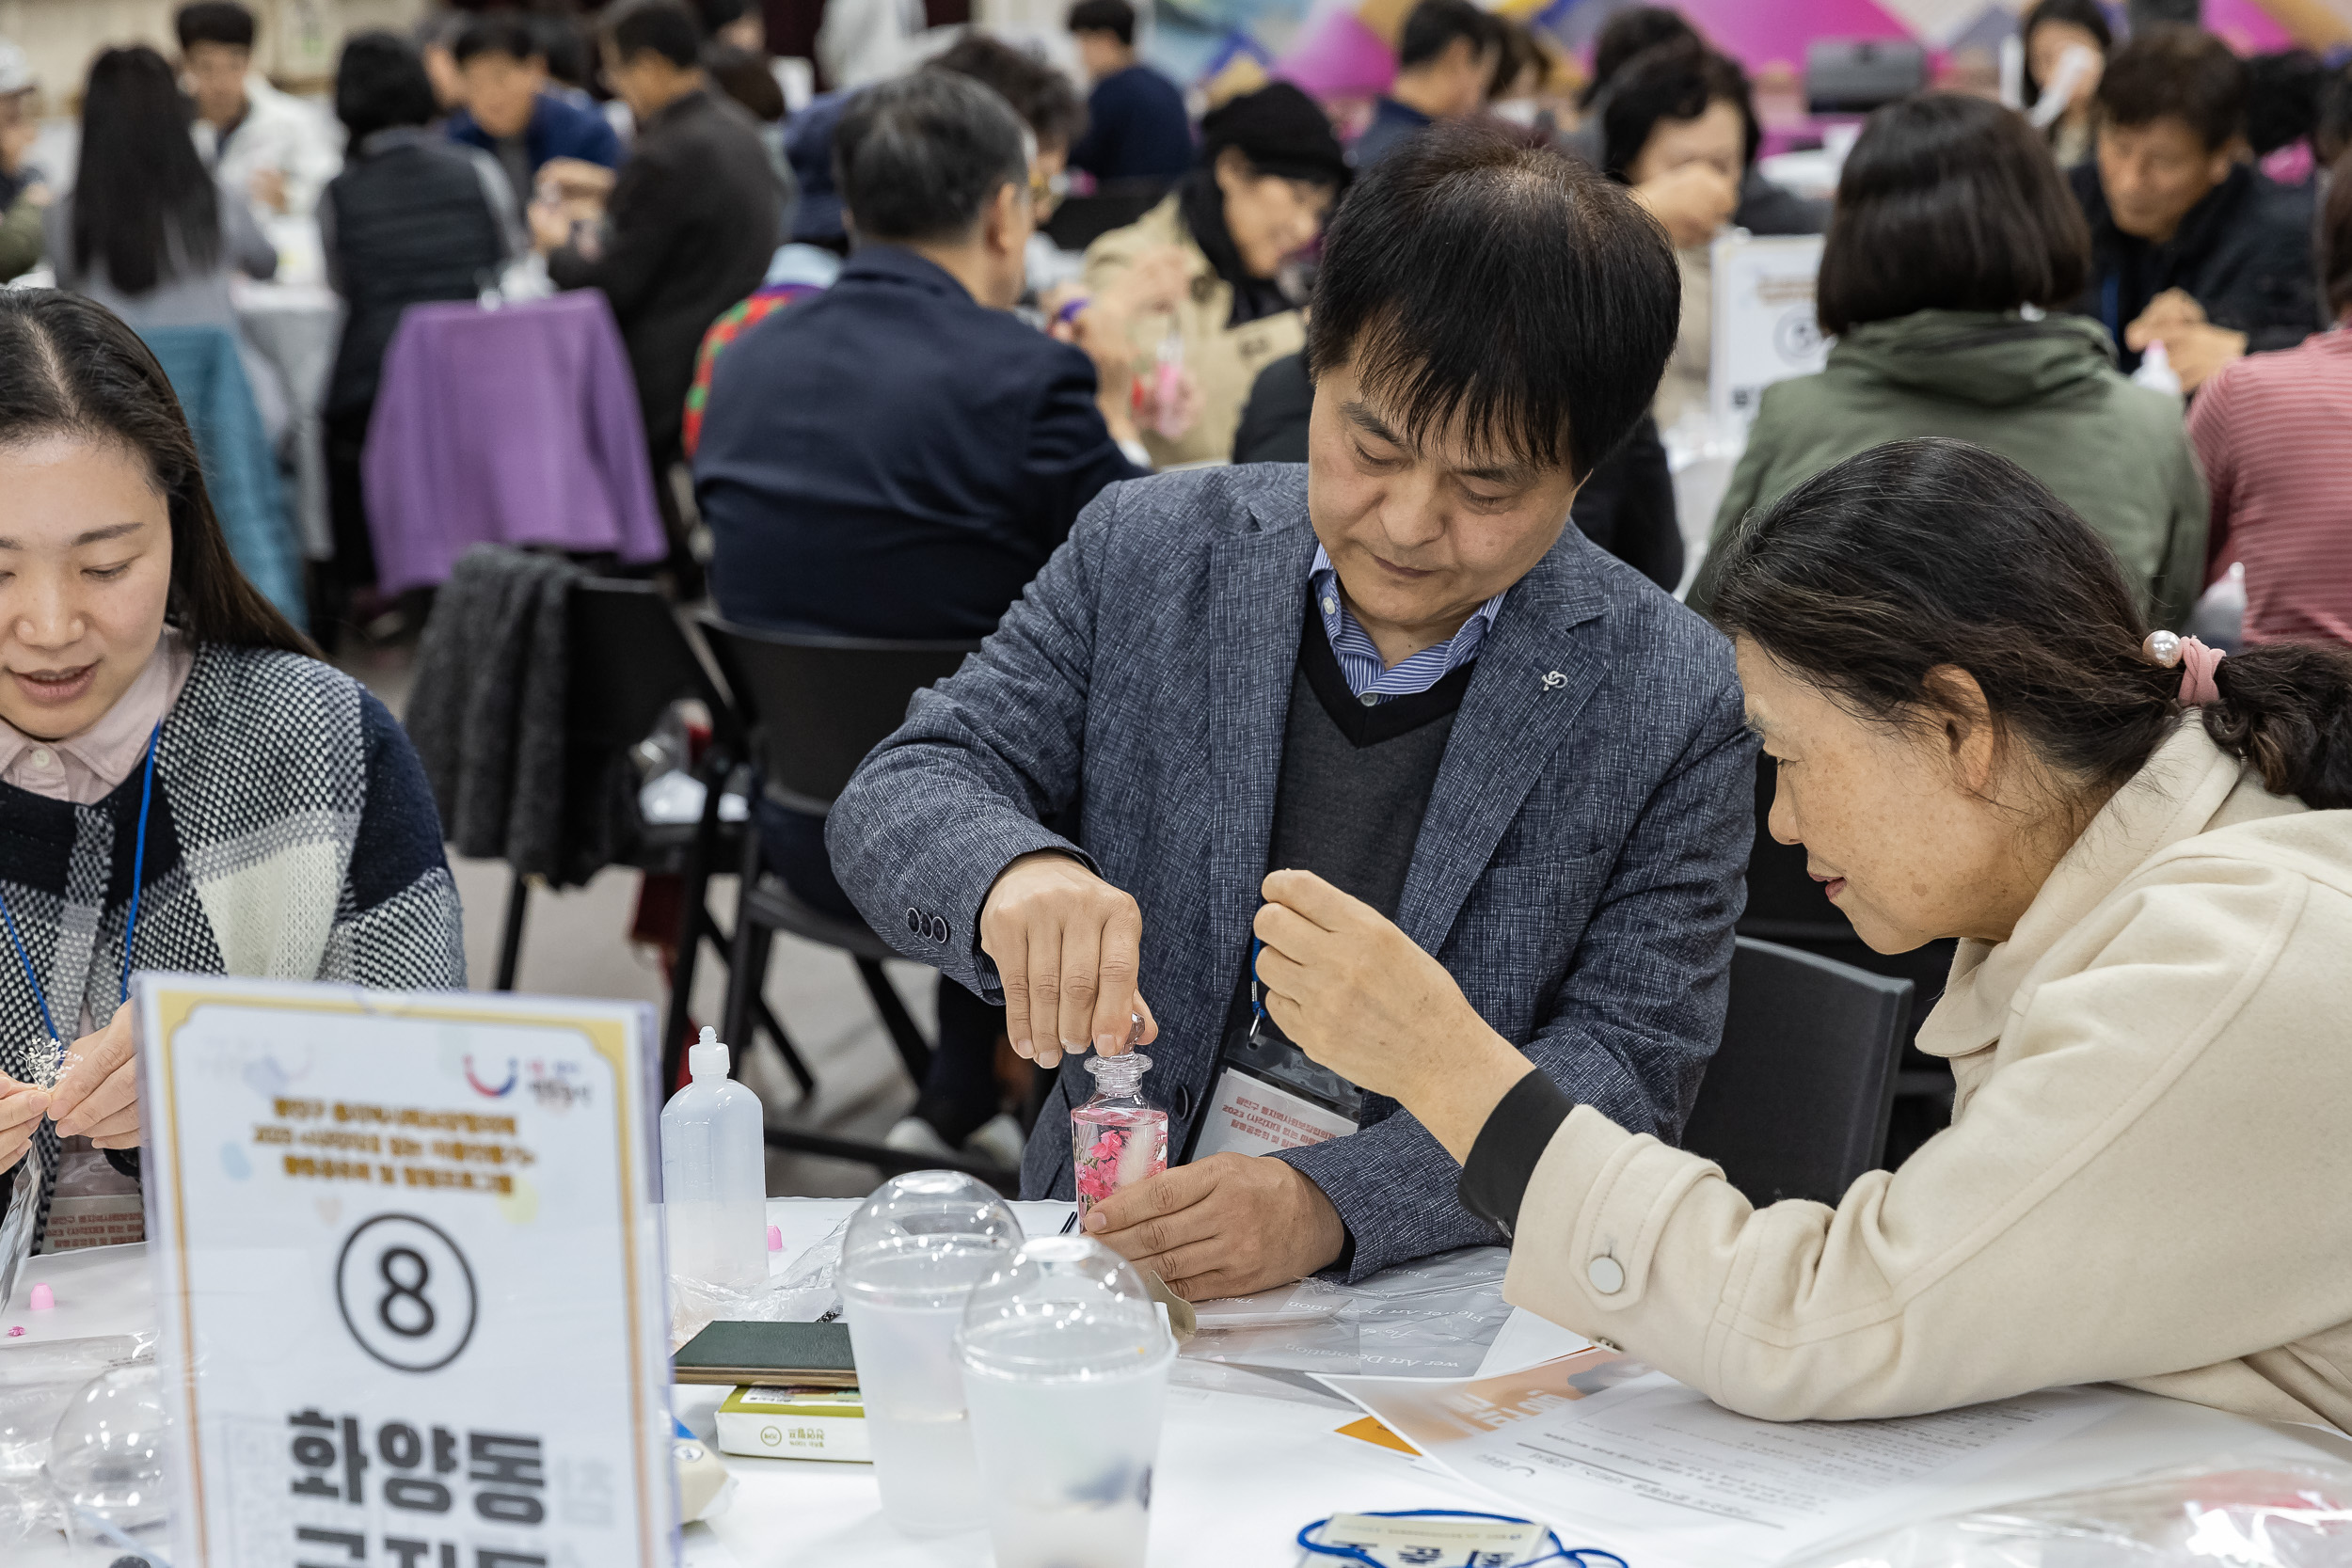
[837,1170,1023,1308]
[45,1362,169,1531]
[959,1236,1172,1381]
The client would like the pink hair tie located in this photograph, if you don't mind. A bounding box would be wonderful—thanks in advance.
[2142,630,2225,705]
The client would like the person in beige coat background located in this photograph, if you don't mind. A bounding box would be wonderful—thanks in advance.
[1082,83,1346,467]
[1245,437,2352,1433]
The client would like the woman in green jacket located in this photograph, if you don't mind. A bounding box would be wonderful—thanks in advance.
[1693,94,2207,628]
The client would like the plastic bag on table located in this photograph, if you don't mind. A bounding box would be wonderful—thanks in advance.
[1788,1457,2352,1568]
[1180,1244,1512,1386]
[666,1220,848,1349]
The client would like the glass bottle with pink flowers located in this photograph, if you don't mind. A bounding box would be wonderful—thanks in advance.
[1072,1051,1167,1220]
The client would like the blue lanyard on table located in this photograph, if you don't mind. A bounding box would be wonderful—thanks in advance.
[1295,1509,1629,1568]
[0,721,162,1071]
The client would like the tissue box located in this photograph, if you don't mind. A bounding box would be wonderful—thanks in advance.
[714,1385,869,1463]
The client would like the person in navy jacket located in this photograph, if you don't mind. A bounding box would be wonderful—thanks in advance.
[1067,0,1193,183]
[444,12,619,204]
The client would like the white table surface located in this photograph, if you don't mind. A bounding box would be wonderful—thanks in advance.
[8,1199,2346,1568]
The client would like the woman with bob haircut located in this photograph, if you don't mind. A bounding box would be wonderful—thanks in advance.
[0,292,463,1237]
[1242,436,2352,1432]
[1692,92,2207,630]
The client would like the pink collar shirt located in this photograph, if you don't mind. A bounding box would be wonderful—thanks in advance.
[0,628,195,804]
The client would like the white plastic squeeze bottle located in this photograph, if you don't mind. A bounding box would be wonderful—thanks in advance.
[660,1027,768,1291]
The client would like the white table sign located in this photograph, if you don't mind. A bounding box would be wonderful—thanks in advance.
[134,976,675,1568]
[1708,231,1830,437]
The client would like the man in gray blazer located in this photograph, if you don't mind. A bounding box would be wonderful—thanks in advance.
[828,122,1756,1295]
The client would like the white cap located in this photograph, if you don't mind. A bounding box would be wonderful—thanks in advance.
[688,1025,729,1081]
[0,41,33,98]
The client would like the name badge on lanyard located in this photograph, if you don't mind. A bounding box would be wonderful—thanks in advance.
[1192,939,1362,1160]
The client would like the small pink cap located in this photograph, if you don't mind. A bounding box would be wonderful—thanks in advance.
[27,1283,54,1311]
[766,1225,783,1253]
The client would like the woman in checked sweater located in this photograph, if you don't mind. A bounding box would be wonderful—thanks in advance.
[0,290,463,1248]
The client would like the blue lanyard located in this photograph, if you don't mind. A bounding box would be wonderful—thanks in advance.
[0,721,162,1071]
[1296,1509,1629,1568]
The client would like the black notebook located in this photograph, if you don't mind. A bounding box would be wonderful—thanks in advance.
[673,1321,856,1387]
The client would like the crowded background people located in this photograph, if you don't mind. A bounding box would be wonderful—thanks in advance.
[4,0,2349,1471]
[1695,93,2209,631]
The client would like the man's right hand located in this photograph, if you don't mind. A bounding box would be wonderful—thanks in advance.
[978,851,1158,1068]
[0,1073,47,1175]
[1631,162,1740,250]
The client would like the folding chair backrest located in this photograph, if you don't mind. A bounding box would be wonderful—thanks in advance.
[696,617,978,813]
[1680,937,1915,1207]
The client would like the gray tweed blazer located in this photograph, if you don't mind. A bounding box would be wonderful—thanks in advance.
[827,464,1755,1279]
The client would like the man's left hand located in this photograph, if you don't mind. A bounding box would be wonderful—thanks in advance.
[2153,321,2248,392]
[45,1006,141,1149]
[1082,1152,1345,1300]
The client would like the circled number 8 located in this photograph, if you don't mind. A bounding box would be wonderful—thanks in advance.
[377,1245,437,1338]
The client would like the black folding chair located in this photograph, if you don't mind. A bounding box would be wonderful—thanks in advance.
[1739,758,1958,1141]
[696,617,1004,1183]
[1679,937,1915,1207]
[489,579,816,1100]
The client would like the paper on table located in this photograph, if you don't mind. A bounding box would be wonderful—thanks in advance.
[1475,1307,1591,1378]
[1316,1352,2128,1568]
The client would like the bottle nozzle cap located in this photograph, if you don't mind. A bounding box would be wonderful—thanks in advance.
[688,1025,728,1081]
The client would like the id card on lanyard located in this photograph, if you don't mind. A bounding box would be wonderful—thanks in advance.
[1190,938,1362,1160]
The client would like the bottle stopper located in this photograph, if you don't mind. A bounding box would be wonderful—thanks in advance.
[766,1225,783,1253]
[27,1282,54,1311]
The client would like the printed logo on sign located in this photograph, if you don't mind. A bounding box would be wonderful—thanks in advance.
[335,1212,481,1373]
[463,1055,517,1097]
[1774,307,1824,365]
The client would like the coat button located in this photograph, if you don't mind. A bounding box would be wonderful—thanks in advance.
[1173,1083,1193,1121]
[930,915,948,942]
[906,908,921,934]
[1586,1256,1625,1295]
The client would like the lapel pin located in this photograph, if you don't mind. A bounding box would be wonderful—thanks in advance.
[1541,671,1567,689]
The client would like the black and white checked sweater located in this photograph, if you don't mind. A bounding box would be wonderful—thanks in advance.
[0,641,465,1225]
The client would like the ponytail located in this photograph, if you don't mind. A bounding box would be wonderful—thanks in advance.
[2203,642,2352,811]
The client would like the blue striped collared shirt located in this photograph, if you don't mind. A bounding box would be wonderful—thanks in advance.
[1309,545,1506,704]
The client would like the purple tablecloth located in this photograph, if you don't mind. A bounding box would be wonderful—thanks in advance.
[362,290,668,594]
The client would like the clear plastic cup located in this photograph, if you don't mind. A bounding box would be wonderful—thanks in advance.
[958,1237,1175,1568]
[836,1170,1021,1535]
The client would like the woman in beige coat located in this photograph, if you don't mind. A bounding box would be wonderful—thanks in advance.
[1248,437,2352,1434]
[1081,83,1346,467]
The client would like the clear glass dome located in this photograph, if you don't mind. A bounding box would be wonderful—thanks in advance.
[959,1236,1172,1381]
[837,1170,1023,1308]
[45,1362,169,1531]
